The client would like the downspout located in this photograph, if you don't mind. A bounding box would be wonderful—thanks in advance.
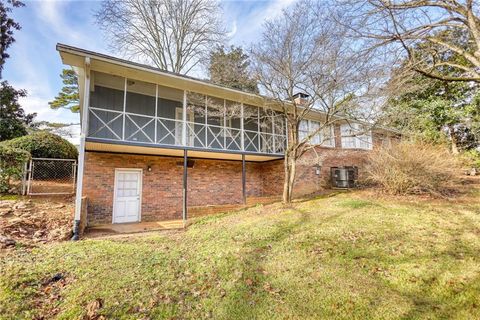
[182,91,188,227]
[182,149,188,226]
[72,57,91,241]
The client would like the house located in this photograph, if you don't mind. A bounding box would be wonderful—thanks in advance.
[57,44,398,232]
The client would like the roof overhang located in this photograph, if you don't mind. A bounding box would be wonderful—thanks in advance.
[57,43,402,136]
[85,140,284,162]
[57,43,273,110]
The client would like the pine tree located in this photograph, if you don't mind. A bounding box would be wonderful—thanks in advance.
[208,46,258,94]
[49,69,79,113]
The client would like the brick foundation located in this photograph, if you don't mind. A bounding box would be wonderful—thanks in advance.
[83,146,373,225]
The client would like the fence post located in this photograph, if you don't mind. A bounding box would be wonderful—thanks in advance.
[27,159,33,195]
[72,161,77,194]
[21,161,28,196]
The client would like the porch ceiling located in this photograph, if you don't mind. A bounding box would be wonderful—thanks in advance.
[85,141,284,162]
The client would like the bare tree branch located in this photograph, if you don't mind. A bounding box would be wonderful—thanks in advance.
[95,0,226,75]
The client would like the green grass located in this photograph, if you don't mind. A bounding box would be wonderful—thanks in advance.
[1,191,480,319]
[0,194,20,201]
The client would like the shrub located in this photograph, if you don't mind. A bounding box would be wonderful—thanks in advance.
[0,145,31,193]
[462,149,480,169]
[365,141,461,195]
[2,131,78,159]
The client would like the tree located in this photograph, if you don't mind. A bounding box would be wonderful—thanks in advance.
[345,0,480,82]
[385,30,480,153]
[0,81,35,142]
[386,66,480,154]
[208,45,259,94]
[95,0,226,74]
[0,0,24,79]
[252,0,385,203]
[32,121,79,139]
[49,68,79,113]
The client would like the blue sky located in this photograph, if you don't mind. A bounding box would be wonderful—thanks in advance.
[3,0,295,141]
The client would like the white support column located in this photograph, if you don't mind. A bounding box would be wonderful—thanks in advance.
[223,99,226,149]
[205,96,208,147]
[73,57,91,229]
[182,90,187,146]
[154,85,158,144]
[257,108,261,152]
[272,112,276,153]
[240,103,244,151]
[122,77,127,141]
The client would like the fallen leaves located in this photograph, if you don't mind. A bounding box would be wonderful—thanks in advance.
[85,298,104,320]
[0,197,73,249]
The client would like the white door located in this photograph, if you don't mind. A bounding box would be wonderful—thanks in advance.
[113,169,142,223]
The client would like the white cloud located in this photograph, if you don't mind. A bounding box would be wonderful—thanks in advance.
[227,19,238,38]
[225,0,297,46]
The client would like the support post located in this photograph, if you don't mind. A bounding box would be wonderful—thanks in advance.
[73,57,91,240]
[205,96,208,147]
[242,154,246,205]
[182,90,187,146]
[257,108,261,152]
[182,149,188,225]
[240,103,244,151]
[223,99,226,149]
[272,112,276,153]
[122,77,127,141]
[154,84,158,143]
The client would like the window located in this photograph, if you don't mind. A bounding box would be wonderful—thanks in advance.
[320,125,335,147]
[298,120,309,141]
[298,120,334,147]
[309,121,321,145]
[340,123,372,150]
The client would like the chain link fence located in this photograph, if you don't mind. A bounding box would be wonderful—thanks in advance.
[24,158,77,195]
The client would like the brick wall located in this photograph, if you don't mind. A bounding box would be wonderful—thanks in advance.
[83,152,183,225]
[83,152,266,225]
[83,125,385,224]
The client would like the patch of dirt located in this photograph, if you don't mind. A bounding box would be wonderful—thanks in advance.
[0,196,74,249]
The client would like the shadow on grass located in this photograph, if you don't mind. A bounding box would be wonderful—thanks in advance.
[212,209,312,319]
[349,223,480,319]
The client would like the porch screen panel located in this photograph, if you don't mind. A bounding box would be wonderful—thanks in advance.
[225,100,242,151]
[125,79,156,143]
[259,109,275,153]
[243,105,259,152]
[273,111,286,153]
[88,71,125,140]
[187,92,206,148]
[206,96,225,150]
[157,85,183,145]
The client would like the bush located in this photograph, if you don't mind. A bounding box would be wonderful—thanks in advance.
[462,149,480,169]
[365,141,461,195]
[0,145,30,193]
[2,131,78,159]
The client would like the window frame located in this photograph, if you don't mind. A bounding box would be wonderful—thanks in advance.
[340,123,372,150]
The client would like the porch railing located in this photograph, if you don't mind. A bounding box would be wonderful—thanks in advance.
[87,107,286,155]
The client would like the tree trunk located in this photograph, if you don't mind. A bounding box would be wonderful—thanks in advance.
[282,153,297,204]
[448,125,459,155]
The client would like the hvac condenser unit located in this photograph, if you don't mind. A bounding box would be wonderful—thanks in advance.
[331,166,358,188]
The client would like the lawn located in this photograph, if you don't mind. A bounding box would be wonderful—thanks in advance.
[1,187,480,319]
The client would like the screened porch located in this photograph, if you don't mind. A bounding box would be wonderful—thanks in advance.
[86,71,287,155]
